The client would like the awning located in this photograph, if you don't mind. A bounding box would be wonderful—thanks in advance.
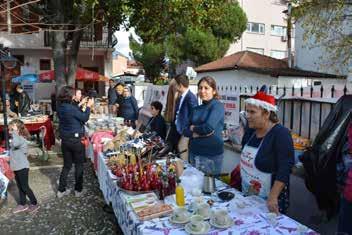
[12,74,38,83]
[39,68,109,82]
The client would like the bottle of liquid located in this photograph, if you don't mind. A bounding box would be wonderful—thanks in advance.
[175,179,185,207]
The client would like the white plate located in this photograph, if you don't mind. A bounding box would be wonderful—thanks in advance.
[185,222,210,235]
[169,214,191,224]
[209,217,234,229]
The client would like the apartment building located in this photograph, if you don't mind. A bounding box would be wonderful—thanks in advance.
[227,0,292,60]
[0,4,116,96]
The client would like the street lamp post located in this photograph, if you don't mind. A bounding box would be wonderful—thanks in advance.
[0,47,17,150]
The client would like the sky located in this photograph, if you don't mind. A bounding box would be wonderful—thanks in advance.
[113,27,139,58]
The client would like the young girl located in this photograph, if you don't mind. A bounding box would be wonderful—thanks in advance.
[9,119,39,213]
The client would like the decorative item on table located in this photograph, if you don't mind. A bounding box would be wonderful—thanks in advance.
[114,157,177,197]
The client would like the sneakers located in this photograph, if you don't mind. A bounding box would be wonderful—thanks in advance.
[28,204,40,213]
[57,189,71,198]
[13,205,29,214]
[74,190,84,197]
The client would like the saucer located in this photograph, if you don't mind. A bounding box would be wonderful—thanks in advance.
[169,213,191,224]
[185,221,210,234]
[192,212,210,220]
[209,217,234,229]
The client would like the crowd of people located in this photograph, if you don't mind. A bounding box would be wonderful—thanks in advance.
[3,75,351,235]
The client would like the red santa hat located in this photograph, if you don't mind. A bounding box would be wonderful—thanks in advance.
[245,89,277,112]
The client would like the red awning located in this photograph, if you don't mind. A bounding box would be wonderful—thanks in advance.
[39,68,109,82]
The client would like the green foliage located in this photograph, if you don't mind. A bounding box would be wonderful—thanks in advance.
[128,0,247,69]
[130,37,166,83]
[292,0,352,73]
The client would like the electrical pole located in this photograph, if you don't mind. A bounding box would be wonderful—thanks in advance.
[287,2,292,68]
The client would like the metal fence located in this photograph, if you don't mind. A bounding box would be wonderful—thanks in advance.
[217,84,350,140]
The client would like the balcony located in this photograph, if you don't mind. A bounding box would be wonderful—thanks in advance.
[44,27,117,49]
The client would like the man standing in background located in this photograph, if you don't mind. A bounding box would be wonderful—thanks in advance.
[167,74,197,161]
[107,79,117,115]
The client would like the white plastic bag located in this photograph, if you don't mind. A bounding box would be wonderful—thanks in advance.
[0,171,9,199]
[180,167,204,194]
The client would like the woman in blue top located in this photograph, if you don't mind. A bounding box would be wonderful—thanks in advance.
[119,86,139,128]
[184,76,224,175]
[241,88,294,214]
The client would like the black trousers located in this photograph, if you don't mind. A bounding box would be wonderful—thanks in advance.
[58,137,85,193]
[166,123,181,152]
[14,168,37,206]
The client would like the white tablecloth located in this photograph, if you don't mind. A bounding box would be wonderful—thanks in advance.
[96,153,319,235]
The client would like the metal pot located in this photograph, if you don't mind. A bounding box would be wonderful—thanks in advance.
[203,175,216,194]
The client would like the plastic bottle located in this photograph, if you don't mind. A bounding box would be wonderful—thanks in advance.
[175,179,185,207]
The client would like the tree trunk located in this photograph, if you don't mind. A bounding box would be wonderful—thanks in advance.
[67,29,83,87]
[51,31,67,96]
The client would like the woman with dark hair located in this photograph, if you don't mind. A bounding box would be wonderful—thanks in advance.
[240,88,294,214]
[183,76,225,175]
[56,86,94,198]
[142,101,167,139]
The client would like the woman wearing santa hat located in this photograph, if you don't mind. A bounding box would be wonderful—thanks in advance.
[241,86,294,214]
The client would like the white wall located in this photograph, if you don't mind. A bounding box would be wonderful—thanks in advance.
[0,31,46,49]
[196,70,277,90]
[295,16,352,76]
[227,0,293,58]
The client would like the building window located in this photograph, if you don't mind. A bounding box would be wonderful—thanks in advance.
[40,59,51,70]
[247,22,265,34]
[271,25,287,37]
[270,50,287,59]
[247,47,264,55]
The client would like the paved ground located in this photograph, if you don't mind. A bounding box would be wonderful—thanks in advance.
[0,155,122,235]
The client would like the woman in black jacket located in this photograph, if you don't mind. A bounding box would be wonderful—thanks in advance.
[143,101,166,140]
[119,86,139,128]
[56,86,94,198]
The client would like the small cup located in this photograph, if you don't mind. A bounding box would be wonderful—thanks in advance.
[267,213,278,226]
[191,188,202,197]
[212,209,230,225]
[196,202,210,218]
[172,208,189,222]
[189,215,204,232]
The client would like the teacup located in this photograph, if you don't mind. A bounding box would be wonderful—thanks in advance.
[195,202,210,218]
[212,209,230,226]
[191,188,202,197]
[189,215,204,232]
[191,196,203,210]
[172,208,189,222]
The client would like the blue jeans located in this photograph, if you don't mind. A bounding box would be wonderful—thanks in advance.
[338,196,352,234]
[189,152,223,176]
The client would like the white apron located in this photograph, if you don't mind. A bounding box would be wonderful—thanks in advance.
[240,135,272,199]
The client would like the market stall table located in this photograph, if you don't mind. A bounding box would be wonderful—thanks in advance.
[96,153,318,235]
[0,115,55,150]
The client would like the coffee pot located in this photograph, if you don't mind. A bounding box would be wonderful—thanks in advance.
[203,174,216,194]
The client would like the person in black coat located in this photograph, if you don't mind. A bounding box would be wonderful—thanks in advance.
[14,84,31,116]
[56,86,94,198]
[144,101,166,140]
[114,83,124,117]
[119,86,139,128]
[107,79,117,115]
